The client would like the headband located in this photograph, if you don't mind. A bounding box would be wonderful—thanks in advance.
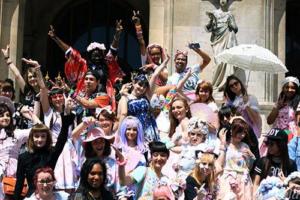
[281,76,299,87]
[174,50,188,60]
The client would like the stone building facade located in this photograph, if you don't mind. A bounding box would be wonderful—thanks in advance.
[0,0,299,132]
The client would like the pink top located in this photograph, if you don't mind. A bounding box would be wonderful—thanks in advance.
[272,105,297,134]
[0,129,30,177]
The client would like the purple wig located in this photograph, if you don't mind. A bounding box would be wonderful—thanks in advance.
[119,116,145,153]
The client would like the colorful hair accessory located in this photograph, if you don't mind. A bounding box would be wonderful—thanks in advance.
[174,50,188,60]
[95,106,113,118]
[188,117,209,135]
[87,42,106,52]
[133,74,149,86]
[146,44,166,64]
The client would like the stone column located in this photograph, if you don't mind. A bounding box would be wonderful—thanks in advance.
[149,0,175,70]
[0,0,26,99]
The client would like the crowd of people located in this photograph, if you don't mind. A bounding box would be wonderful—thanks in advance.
[0,9,300,200]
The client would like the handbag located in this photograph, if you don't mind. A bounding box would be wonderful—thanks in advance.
[2,177,28,197]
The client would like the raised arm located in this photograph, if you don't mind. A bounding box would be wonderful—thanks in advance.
[22,58,50,114]
[190,45,211,71]
[110,20,123,51]
[112,146,135,186]
[117,96,128,124]
[147,54,170,98]
[72,116,96,141]
[132,10,146,56]
[267,94,286,125]
[48,25,70,53]
[1,45,26,93]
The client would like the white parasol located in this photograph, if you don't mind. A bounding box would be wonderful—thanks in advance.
[215,44,288,74]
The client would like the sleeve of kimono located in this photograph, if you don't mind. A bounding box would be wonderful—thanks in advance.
[130,166,147,184]
[14,129,31,145]
[93,94,110,108]
[106,50,124,85]
[248,95,260,112]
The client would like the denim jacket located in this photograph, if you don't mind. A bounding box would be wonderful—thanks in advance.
[288,136,300,171]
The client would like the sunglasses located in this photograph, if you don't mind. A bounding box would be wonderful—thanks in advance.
[229,81,239,88]
[264,140,277,146]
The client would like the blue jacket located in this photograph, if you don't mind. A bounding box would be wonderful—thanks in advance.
[288,136,300,171]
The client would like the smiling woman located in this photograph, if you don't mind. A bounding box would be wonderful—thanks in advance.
[24,167,69,200]
[69,158,114,200]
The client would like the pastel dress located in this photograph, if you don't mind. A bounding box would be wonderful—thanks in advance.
[0,128,30,198]
[227,94,262,138]
[217,143,253,200]
[117,146,147,199]
[127,95,159,142]
[130,166,170,200]
[44,108,78,190]
[272,104,297,134]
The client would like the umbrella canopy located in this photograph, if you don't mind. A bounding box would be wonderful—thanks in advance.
[215,44,288,74]
[190,103,219,129]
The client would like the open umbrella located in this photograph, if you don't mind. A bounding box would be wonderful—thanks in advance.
[215,44,288,74]
[190,103,219,129]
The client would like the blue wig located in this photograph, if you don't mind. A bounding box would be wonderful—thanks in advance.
[119,116,145,153]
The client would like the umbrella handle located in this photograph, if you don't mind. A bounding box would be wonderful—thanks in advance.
[246,70,251,88]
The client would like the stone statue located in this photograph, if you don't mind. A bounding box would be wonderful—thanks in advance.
[206,0,245,90]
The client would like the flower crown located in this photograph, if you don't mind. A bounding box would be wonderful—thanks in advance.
[87,42,106,52]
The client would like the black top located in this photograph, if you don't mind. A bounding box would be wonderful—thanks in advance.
[68,187,114,200]
[253,156,297,180]
[184,175,200,200]
[14,114,74,199]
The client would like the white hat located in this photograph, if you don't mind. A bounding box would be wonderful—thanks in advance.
[281,76,300,87]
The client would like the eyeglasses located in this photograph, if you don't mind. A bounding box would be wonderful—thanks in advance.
[37,179,54,185]
[264,140,277,146]
[229,81,239,88]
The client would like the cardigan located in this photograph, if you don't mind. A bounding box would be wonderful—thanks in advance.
[13,114,74,199]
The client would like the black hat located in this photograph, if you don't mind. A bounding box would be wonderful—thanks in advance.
[266,128,288,143]
[86,70,100,80]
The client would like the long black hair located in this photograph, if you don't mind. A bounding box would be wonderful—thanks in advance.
[279,82,300,111]
[263,138,290,179]
[224,75,247,102]
[84,138,111,158]
[0,104,15,137]
[78,158,107,193]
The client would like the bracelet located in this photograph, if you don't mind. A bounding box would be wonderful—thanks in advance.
[4,56,9,60]
[117,158,127,166]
